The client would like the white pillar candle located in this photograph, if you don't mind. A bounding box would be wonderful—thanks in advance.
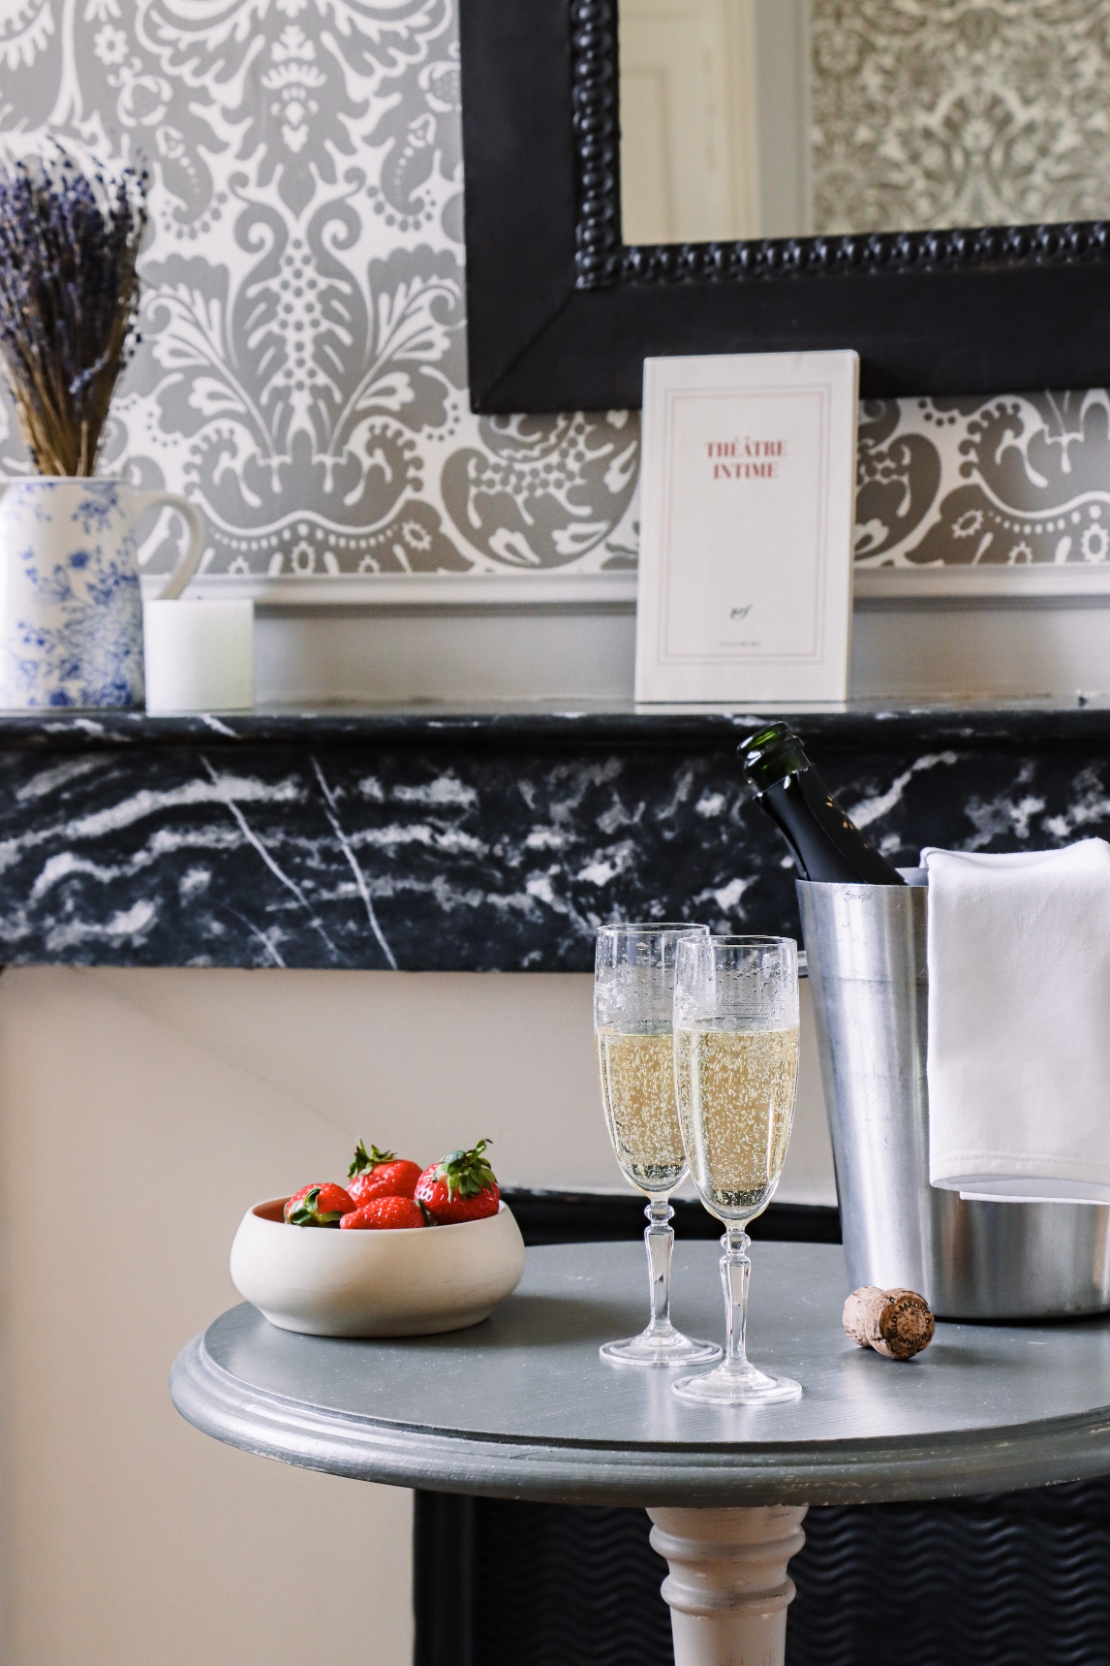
[143,599,254,713]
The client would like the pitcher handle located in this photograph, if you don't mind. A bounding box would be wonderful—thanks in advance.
[132,489,206,601]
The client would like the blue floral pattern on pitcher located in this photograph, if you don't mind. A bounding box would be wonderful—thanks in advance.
[0,478,204,708]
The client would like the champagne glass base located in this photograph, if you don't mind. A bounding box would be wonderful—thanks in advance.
[601,1329,722,1368]
[672,1361,802,1405]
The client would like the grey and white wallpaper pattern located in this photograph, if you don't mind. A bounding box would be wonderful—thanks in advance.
[0,1,1106,583]
[0,0,640,581]
[857,394,1110,570]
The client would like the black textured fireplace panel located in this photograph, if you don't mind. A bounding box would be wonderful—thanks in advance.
[473,1500,672,1666]
[790,1484,1110,1665]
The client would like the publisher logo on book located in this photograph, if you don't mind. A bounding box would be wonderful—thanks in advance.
[706,439,785,480]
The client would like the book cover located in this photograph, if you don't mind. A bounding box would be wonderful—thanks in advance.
[635,349,859,702]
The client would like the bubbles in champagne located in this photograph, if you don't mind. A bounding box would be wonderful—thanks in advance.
[596,1028,687,1194]
[674,1025,800,1221]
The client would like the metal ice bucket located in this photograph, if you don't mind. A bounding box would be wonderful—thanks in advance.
[797,880,1110,1319]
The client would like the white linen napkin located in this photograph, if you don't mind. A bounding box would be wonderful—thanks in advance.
[923,839,1110,1205]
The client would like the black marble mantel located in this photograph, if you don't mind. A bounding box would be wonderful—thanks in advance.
[4,698,1110,971]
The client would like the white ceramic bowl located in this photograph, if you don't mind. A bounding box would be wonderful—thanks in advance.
[229,1197,526,1337]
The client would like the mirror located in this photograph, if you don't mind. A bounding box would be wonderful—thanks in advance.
[619,0,1110,245]
[459,0,1110,412]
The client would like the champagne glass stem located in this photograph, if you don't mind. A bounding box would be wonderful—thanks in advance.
[721,1227,752,1373]
[598,1187,719,1366]
[645,1199,676,1335]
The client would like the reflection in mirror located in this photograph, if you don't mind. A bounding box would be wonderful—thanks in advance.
[619,1,1110,245]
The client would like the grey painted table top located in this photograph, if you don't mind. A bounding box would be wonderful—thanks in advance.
[171,1241,1110,1507]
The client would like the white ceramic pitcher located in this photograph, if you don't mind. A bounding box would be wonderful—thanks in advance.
[0,477,204,708]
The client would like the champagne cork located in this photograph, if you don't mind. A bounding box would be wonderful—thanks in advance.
[843,1285,935,1360]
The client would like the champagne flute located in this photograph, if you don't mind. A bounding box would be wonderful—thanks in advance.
[595,923,722,1367]
[671,935,802,1405]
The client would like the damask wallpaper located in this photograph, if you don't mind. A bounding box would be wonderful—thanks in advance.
[0,2,1103,587]
[0,0,640,583]
[858,393,1110,570]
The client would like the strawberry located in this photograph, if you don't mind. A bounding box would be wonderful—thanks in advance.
[341,1196,428,1231]
[284,1182,353,1227]
[347,1140,423,1207]
[415,1138,500,1225]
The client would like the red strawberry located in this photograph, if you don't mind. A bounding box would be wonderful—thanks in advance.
[347,1140,423,1207]
[341,1196,428,1231]
[284,1183,353,1227]
[415,1139,500,1225]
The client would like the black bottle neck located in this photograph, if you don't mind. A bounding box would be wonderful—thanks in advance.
[739,725,905,886]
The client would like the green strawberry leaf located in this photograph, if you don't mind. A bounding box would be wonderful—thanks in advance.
[349,1140,396,1178]
[435,1138,496,1200]
[288,1185,344,1227]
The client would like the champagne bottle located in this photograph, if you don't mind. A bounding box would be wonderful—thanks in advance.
[738,723,905,885]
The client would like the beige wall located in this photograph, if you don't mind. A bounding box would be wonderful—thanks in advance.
[0,966,834,1666]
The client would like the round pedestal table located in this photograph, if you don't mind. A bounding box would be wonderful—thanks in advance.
[171,1240,1110,1666]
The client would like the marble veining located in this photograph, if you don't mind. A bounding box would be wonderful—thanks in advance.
[0,704,1107,969]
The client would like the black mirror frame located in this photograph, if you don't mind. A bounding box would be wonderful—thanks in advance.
[459,0,1110,414]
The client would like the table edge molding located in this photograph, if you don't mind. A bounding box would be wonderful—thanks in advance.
[169,1332,1110,1508]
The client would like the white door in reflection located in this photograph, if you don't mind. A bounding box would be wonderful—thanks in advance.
[619,0,1110,246]
[618,0,811,245]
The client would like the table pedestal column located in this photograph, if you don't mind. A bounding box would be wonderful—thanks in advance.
[647,1505,808,1666]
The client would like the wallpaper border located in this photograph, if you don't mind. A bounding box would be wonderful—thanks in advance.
[161,565,1110,607]
[145,571,641,606]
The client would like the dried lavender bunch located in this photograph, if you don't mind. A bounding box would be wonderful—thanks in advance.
[0,153,147,477]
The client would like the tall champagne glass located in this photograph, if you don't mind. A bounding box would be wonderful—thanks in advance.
[672,935,802,1405]
[595,924,722,1367]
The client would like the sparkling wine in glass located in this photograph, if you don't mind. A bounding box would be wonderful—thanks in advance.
[672,934,802,1405]
[595,923,722,1367]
